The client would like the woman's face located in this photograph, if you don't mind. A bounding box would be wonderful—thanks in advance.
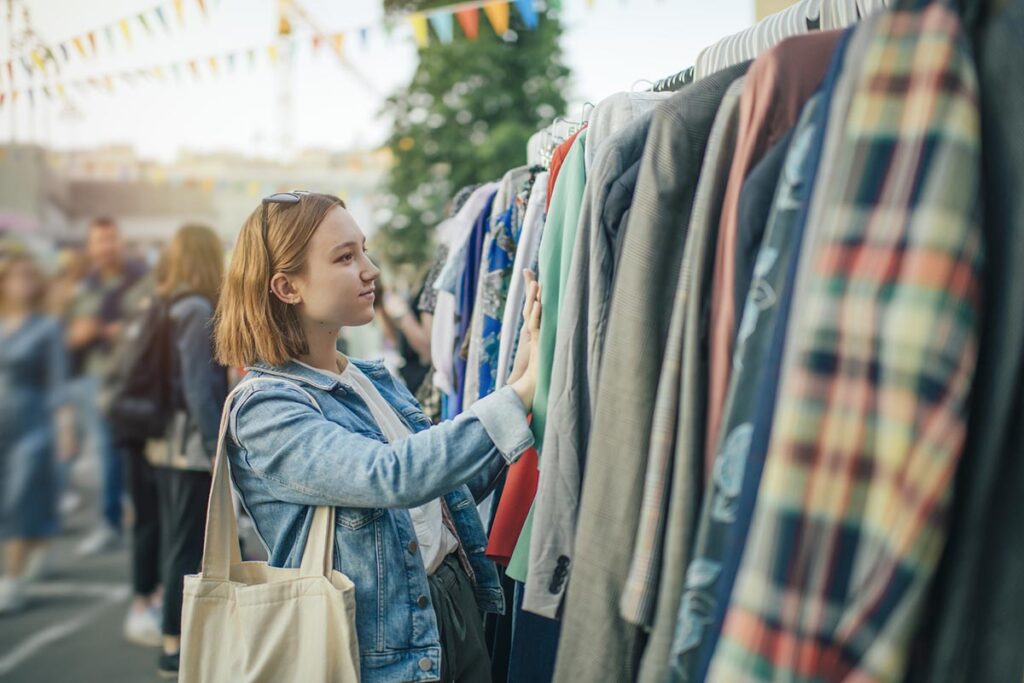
[3,260,41,310]
[291,206,380,329]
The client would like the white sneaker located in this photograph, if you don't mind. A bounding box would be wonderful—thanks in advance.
[0,578,27,616]
[75,525,121,557]
[22,546,54,582]
[124,605,163,647]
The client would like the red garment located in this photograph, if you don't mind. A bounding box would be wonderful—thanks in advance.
[485,446,539,565]
[705,31,842,476]
[545,126,586,212]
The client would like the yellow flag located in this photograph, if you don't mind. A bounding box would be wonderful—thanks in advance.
[73,36,87,57]
[483,2,510,36]
[173,0,185,24]
[208,56,219,74]
[119,18,133,46]
[409,14,429,48]
[331,33,344,57]
[56,83,66,97]
[267,45,279,63]
[31,51,46,71]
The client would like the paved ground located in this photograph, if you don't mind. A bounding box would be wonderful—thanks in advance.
[0,505,163,682]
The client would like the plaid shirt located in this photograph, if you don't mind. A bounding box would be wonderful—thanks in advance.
[707,2,983,681]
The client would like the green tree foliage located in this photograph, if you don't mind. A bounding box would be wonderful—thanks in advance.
[375,1,569,270]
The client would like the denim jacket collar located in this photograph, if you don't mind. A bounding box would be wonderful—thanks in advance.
[247,353,390,393]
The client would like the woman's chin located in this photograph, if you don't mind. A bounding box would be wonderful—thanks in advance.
[344,308,376,328]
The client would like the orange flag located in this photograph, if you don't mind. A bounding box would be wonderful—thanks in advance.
[456,9,480,40]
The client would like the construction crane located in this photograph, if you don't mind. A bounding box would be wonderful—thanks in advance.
[275,0,380,158]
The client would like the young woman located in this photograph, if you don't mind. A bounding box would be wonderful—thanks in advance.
[214,192,541,683]
[149,225,228,678]
[0,253,75,614]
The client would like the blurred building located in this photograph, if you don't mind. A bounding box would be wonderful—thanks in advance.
[0,142,391,246]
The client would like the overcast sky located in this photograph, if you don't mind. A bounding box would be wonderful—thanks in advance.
[1,0,753,161]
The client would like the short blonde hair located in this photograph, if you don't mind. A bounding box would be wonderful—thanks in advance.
[158,224,224,305]
[214,193,344,367]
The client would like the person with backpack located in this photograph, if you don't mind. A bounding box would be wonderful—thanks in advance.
[140,225,227,678]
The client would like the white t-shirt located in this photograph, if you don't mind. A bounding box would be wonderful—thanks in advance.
[297,359,460,575]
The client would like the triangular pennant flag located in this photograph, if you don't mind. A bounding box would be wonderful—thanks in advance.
[73,37,87,57]
[208,56,219,74]
[139,13,153,34]
[27,89,35,106]
[483,2,510,36]
[88,32,98,54]
[189,60,200,77]
[119,19,133,46]
[196,0,207,16]
[359,27,369,46]
[44,46,57,64]
[21,56,34,76]
[11,91,18,103]
[105,25,115,49]
[409,14,429,48]
[155,6,170,31]
[513,0,539,29]
[267,45,278,63]
[247,48,256,66]
[153,66,166,79]
[31,51,46,72]
[227,52,236,70]
[171,63,182,79]
[456,9,479,40]
[60,43,70,61]
[428,12,454,44]
[312,34,322,54]
[0,93,5,108]
[6,61,13,83]
[173,0,185,25]
[331,33,344,56]
[41,85,52,99]
[56,83,66,97]
[586,0,594,7]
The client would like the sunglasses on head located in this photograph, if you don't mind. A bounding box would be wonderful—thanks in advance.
[261,190,311,243]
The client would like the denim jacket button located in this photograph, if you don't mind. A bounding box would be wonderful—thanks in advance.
[419,658,432,672]
[407,541,419,555]
[417,595,429,609]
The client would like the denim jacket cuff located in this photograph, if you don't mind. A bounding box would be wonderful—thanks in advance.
[469,386,534,464]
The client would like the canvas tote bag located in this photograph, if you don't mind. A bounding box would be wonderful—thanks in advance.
[179,381,360,682]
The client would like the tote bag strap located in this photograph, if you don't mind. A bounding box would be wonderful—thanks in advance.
[201,377,328,581]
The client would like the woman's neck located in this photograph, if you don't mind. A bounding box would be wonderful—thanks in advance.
[296,322,346,374]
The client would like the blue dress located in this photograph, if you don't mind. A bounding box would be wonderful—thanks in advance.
[0,314,67,539]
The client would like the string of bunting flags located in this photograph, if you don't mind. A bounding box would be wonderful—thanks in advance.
[0,0,561,108]
[3,0,218,81]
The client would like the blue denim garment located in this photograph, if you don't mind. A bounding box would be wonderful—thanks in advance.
[226,356,533,683]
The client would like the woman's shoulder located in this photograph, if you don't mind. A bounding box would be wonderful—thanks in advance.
[169,292,214,318]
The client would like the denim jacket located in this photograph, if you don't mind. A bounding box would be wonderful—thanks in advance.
[149,293,228,471]
[226,356,533,683]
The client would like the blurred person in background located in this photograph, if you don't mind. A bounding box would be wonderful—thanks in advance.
[111,253,168,649]
[0,253,76,614]
[377,276,432,394]
[147,224,227,678]
[66,217,147,556]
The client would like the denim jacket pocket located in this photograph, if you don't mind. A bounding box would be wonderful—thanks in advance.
[336,507,385,530]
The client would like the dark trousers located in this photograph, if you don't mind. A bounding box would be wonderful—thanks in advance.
[429,556,492,683]
[123,446,161,596]
[155,467,211,637]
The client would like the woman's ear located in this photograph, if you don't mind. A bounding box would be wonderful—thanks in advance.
[269,273,302,305]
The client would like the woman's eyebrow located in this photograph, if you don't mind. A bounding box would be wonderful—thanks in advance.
[330,241,359,253]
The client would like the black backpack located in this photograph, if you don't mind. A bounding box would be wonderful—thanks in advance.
[107,290,191,444]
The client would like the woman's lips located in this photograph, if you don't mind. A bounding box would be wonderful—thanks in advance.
[359,290,376,302]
